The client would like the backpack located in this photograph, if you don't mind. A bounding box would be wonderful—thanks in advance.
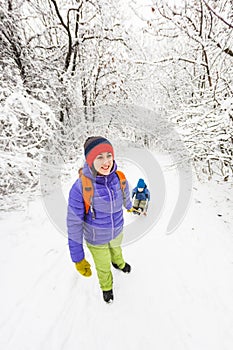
[79,169,127,216]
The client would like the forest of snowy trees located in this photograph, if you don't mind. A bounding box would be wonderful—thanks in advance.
[0,0,232,208]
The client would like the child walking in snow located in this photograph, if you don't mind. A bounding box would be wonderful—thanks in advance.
[132,178,150,215]
[67,136,133,303]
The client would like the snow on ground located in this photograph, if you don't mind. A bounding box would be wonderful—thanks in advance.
[0,153,233,350]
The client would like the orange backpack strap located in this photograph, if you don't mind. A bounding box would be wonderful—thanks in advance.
[115,170,126,192]
[80,174,94,215]
[116,170,127,204]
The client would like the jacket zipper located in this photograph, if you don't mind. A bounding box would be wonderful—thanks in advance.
[111,189,115,208]
[105,177,114,240]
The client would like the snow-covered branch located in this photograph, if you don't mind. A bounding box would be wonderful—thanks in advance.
[202,0,233,29]
[133,57,208,67]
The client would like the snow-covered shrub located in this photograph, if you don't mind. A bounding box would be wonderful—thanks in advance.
[172,102,233,182]
[0,91,60,207]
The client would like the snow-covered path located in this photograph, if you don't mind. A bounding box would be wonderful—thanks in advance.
[0,155,233,350]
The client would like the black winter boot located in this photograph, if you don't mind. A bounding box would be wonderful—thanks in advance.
[133,206,138,214]
[112,262,131,273]
[103,289,114,303]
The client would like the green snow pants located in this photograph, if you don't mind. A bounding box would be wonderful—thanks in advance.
[86,232,125,291]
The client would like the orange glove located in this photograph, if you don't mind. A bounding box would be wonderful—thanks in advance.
[75,258,92,277]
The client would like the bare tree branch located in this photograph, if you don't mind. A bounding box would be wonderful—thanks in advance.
[81,35,130,49]
[49,0,72,71]
[133,57,208,67]
[202,0,233,29]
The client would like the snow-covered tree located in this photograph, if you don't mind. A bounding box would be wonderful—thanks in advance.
[128,0,233,180]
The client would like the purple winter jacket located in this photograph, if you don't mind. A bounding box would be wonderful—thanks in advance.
[67,161,132,262]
